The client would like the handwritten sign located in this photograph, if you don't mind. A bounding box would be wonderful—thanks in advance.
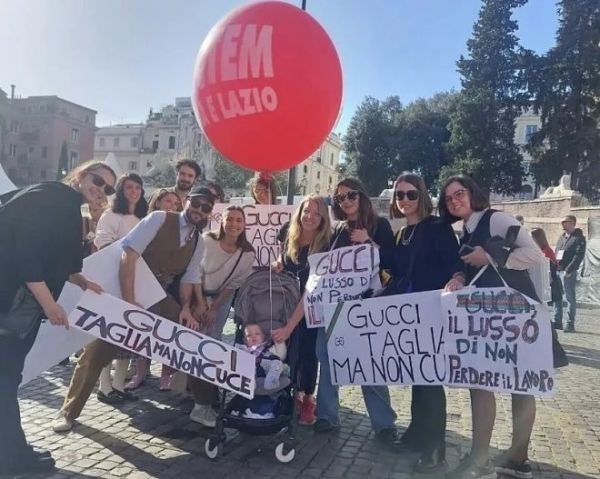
[442,287,554,396]
[69,291,256,399]
[211,204,295,267]
[324,291,446,386]
[304,244,380,328]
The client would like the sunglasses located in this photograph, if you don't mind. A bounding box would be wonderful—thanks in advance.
[395,190,419,201]
[90,172,116,196]
[189,197,213,213]
[444,188,468,204]
[334,190,359,203]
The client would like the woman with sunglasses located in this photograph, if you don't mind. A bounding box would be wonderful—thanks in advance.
[92,173,148,404]
[189,205,255,427]
[0,160,115,475]
[271,195,332,426]
[439,175,544,479]
[382,172,463,474]
[313,178,400,448]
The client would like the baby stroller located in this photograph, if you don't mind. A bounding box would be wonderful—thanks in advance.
[204,269,301,463]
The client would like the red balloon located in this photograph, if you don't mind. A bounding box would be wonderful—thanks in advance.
[192,1,343,173]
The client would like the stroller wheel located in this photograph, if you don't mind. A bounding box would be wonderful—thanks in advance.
[275,442,296,463]
[204,436,222,460]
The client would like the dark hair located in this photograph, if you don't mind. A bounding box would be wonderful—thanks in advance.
[208,205,255,252]
[332,178,377,234]
[63,160,117,190]
[531,228,550,250]
[249,173,278,204]
[389,172,434,220]
[205,181,225,203]
[148,188,181,212]
[438,174,490,223]
[175,159,202,179]
[111,173,148,219]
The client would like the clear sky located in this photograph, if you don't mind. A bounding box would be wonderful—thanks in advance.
[0,0,558,136]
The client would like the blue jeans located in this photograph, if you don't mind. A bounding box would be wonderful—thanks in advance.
[554,272,577,328]
[315,327,397,432]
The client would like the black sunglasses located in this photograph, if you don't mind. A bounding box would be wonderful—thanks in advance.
[395,190,419,201]
[334,190,359,203]
[90,172,116,196]
[189,197,213,213]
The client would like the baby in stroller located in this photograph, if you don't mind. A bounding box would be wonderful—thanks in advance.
[230,322,291,419]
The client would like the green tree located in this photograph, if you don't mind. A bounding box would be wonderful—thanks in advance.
[527,0,600,200]
[56,141,69,180]
[343,96,403,195]
[446,0,530,194]
[214,154,254,191]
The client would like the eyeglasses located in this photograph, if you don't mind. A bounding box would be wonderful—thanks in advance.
[90,172,116,196]
[334,190,359,204]
[189,197,213,213]
[444,188,468,204]
[395,190,419,201]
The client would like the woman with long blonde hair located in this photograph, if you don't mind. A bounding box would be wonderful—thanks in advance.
[271,195,331,425]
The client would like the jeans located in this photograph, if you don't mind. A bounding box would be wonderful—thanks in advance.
[554,271,577,328]
[0,320,42,466]
[315,327,396,432]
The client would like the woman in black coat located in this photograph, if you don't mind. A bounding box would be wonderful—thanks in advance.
[0,161,116,475]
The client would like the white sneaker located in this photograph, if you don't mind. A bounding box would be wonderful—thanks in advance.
[189,404,217,428]
[52,411,73,432]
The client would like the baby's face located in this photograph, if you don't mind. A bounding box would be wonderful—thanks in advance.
[244,325,265,347]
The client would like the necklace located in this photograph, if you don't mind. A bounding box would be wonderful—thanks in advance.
[401,224,418,246]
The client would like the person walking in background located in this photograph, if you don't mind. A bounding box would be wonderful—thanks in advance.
[271,195,332,426]
[0,161,114,475]
[93,173,148,405]
[440,174,545,479]
[554,215,586,332]
[171,159,202,208]
[381,172,463,474]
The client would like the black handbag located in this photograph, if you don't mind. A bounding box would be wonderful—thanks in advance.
[0,286,44,339]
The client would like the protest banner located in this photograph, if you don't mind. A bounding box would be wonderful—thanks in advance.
[69,291,256,399]
[304,244,380,328]
[21,242,165,386]
[442,286,554,397]
[211,203,295,267]
[324,291,446,386]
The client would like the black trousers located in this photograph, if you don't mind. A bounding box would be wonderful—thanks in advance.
[287,318,318,395]
[0,320,42,466]
[402,385,446,459]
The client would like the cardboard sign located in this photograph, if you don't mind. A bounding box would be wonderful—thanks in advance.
[69,291,256,399]
[21,243,165,386]
[442,286,554,396]
[304,244,380,328]
[324,290,446,386]
[211,203,295,267]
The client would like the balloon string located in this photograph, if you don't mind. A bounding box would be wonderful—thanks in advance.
[268,182,274,337]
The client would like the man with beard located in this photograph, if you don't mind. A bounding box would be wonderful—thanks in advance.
[171,159,202,210]
[52,187,215,432]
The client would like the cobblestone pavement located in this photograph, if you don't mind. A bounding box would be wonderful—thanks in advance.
[10,306,600,479]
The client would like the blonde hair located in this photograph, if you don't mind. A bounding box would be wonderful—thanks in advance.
[286,195,331,262]
[62,160,116,190]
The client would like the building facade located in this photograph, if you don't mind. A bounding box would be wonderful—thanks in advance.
[0,87,96,186]
[296,132,342,197]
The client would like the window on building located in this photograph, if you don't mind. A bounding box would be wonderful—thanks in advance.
[329,176,332,184]
[41,169,47,179]
[10,120,18,132]
[9,144,16,158]
[317,171,321,179]
[152,140,159,152]
[69,151,79,170]
[303,165,308,174]
[330,153,334,165]
[113,137,120,148]
[316,156,322,163]
[99,137,106,147]
[28,146,34,162]
[130,137,138,148]
[168,136,176,149]
[128,161,138,171]
[525,125,538,143]
[85,115,90,123]
[42,146,47,158]
[71,128,79,142]
[146,160,153,168]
